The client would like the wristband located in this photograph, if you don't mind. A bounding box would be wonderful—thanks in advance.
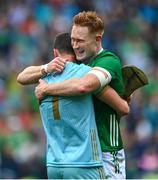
[40,64,48,75]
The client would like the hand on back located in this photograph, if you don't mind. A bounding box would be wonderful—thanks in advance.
[35,79,47,100]
[124,94,133,105]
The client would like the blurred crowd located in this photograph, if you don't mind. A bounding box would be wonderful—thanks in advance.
[0,0,158,179]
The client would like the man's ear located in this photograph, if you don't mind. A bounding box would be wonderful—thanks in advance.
[53,49,60,57]
[96,35,102,42]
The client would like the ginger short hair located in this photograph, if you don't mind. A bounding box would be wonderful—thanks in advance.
[72,11,104,35]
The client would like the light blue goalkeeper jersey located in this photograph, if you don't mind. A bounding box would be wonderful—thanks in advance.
[39,62,103,167]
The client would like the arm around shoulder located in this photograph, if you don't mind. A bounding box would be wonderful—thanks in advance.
[41,73,101,96]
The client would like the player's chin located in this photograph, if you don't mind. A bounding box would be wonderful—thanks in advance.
[76,55,85,62]
[76,52,88,61]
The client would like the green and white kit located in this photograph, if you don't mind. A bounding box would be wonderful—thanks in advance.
[89,49,126,179]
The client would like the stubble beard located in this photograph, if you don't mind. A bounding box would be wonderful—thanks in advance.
[76,53,96,65]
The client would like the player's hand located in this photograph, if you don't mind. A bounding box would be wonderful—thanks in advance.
[35,79,48,100]
[47,57,66,73]
[124,94,133,105]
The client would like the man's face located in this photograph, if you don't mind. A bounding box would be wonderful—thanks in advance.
[71,25,97,63]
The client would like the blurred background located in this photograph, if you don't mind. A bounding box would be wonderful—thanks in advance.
[0,0,158,179]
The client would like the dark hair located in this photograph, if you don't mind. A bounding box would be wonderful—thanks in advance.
[53,33,75,56]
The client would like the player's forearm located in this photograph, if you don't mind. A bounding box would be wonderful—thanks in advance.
[44,75,100,96]
[17,66,43,85]
[96,86,130,116]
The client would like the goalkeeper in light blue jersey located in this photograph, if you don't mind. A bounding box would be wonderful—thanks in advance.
[17,33,106,179]
[40,62,105,178]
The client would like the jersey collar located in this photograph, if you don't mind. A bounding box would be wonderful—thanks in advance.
[96,48,104,55]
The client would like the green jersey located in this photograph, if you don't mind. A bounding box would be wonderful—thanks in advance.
[89,49,124,152]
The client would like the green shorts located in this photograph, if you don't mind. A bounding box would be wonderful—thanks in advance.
[47,166,105,179]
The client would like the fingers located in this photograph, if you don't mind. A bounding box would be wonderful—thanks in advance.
[52,67,64,73]
[123,94,132,105]
[39,79,45,83]
[35,79,47,100]
[35,86,44,100]
[54,57,66,65]
[39,79,42,83]
[47,57,66,73]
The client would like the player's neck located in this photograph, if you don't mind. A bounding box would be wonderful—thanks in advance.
[96,47,103,55]
[61,55,75,62]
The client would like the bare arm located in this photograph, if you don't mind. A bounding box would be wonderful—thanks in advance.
[35,66,111,99]
[96,86,130,116]
[34,67,129,116]
[17,66,43,85]
[17,57,66,85]
[35,74,101,99]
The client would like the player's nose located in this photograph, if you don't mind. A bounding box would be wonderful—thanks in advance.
[72,41,79,49]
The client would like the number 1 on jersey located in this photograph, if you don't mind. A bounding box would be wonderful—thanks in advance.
[52,96,61,120]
